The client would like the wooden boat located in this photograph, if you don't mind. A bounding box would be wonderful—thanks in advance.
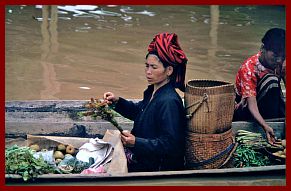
[5,100,286,186]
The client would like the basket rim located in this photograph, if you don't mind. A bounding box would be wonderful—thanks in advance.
[186,79,234,90]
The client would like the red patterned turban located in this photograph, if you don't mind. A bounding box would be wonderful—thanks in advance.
[147,32,188,92]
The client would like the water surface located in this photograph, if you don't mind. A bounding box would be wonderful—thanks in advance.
[5,5,285,100]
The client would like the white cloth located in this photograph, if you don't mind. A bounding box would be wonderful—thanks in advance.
[76,137,113,169]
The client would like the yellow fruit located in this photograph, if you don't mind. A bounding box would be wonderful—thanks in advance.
[282,139,286,147]
[273,151,286,158]
[272,152,280,157]
[55,158,63,164]
[66,145,75,155]
[54,150,65,159]
[57,144,66,151]
[29,144,40,151]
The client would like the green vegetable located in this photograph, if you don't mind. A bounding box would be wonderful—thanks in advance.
[5,145,55,181]
[235,130,270,149]
[234,144,271,168]
[79,98,124,132]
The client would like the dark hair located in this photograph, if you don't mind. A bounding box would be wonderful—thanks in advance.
[261,28,285,55]
[146,51,169,67]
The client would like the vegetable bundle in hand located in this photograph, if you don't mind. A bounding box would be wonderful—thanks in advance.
[82,98,124,133]
[235,130,268,149]
[235,130,284,150]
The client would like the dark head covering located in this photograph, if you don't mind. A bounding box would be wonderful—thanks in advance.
[262,28,285,56]
[147,32,188,92]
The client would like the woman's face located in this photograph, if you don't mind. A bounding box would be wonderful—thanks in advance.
[144,55,172,86]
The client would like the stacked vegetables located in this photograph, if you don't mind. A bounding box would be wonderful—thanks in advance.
[234,130,286,168]
[5,145,55,181]
[52,143,91,174]
[271,139,286,158]
[234,130,270,167]
[235,130,270,149]
[53,143,75,163]
[6,142,92,181]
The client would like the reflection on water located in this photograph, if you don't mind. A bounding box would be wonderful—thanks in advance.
[40,5,60,99]
[5,5,285,100]
[208,5,219,80]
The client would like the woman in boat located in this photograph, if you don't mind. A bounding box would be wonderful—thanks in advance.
[103,32,188,172]
[233,28,286,145]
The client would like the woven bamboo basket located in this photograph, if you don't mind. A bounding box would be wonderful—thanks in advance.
[184,79,235,134]
[185,128,237,170]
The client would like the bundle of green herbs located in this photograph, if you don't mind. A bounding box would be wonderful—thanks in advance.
[79,98,123,132]
[235,129,284,149]
[5,145,55,181]
[234,130,284,167]
[233,144,271,168]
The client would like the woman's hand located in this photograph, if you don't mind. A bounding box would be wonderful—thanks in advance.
[121,130,135,147]
[282,60,286,76]
[281,60,286,85]
[247,97,276,145]
[263,125,276,145]
[103,92,119,105]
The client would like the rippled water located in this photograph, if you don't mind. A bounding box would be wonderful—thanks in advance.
[5,5,285,100]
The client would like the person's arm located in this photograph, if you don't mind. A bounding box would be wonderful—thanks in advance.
[114,97,142,121]
[246,97,276,144]
[128,99,185,158]
[103,91,142,121]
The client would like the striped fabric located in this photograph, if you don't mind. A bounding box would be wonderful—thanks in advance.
[147,32,188,91]
[256,73,280,103]
[233,72,285,121]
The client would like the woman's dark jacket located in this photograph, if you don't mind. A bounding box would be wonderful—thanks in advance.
[115,83,186,172]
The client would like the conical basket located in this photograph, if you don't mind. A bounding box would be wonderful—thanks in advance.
[184,79,235,134]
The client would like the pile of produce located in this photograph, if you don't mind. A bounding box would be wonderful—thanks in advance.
[52,143,75,163]
[79,98,124,132]
[234,130,286,168]
[262,138,286,166]
[6,143,92,181]
[235,130,269,149]
[234,144,271,167]
[5,145,55,181]
[52,143,91,174]
[53,144,75,161]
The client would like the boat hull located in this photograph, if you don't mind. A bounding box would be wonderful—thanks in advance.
[5,100,286,185]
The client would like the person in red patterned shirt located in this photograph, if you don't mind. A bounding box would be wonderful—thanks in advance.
[233,28,285,145]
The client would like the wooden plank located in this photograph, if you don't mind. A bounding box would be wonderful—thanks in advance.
[5,176,285,186]
[5,121,285,138]
[6,164,285,179]
[5,100,285,139]
[5,100,89,112]
[5,165,286,186]
[5,121,133,139]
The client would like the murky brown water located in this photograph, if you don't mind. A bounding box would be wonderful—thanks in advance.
[5,5,285,100]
